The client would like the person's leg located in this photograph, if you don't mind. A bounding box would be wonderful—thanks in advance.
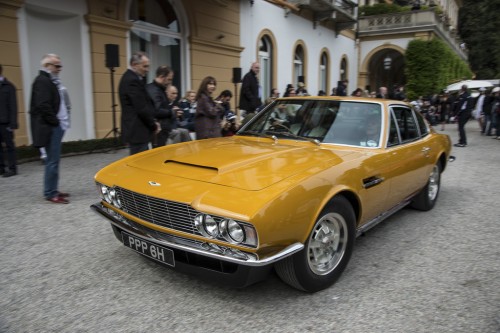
[44,126,65,199]
[3,126,17,174]
[169,129,181,144]
[129,143,149,155]
[156,129,169,147]
[179,128,192,142]
[0,125,6,173]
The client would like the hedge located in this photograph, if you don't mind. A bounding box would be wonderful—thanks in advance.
[405,39,472,100]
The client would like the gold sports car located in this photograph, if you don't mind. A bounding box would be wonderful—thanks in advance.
[92,96,454,292]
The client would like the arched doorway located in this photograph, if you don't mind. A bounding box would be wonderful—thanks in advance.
[128,0,187,91]
[367,48,405,96]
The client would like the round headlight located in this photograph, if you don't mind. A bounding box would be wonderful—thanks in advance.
[109,188,121,208]
[194,214,219,238]
[203,215,219,238]
[227,219,244,243]
[101,185,112,203]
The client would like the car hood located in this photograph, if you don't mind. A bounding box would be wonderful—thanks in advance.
[125,137,348,191]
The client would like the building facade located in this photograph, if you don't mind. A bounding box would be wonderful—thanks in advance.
[0,0,464,146]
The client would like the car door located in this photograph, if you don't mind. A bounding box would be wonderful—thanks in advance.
[383,105,432,209]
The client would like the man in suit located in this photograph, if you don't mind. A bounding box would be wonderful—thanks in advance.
[453,84,472,147]
[145,65,176,147]
[238,62,262,118]
[0,64,18,178]
[119,52,160,155]
[30,53,71,204]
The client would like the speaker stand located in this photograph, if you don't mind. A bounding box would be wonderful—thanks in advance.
[91,67,121,154]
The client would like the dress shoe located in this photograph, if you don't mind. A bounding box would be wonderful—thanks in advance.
[57,191,70,198]
[453,143,467,147]
[47,196,69,204]
[2,170,17,177]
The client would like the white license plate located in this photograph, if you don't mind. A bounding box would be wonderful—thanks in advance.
[122,232,175,267]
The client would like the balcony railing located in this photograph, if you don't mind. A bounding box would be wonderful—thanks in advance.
[289,0,357,32]
[358,9,467,60]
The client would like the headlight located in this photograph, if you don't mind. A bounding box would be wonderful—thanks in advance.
[194,214,219,238]
[195,213,257,247]
[204,215,219,237]
[228,220,244,243]
[97,183,121,209]
[221,219,244,243]
[100,185,112,203]
[109,188,122,208]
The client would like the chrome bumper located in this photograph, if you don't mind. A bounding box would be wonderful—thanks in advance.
[91,202,304,267]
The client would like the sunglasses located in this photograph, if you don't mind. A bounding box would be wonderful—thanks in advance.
[49,63,63,69]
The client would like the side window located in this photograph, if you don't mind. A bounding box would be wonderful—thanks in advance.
[414,109,429,137]
[391,106,419,143]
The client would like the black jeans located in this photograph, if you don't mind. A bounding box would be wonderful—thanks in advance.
[457,111,470,145]
[0,124,17,171]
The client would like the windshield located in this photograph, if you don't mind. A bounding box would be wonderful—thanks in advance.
[238,99,383,147]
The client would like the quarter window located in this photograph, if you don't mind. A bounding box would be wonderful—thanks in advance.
[391,106,419,143]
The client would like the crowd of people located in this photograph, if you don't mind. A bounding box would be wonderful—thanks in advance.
[408,85,500,147]
[1,51,499,204]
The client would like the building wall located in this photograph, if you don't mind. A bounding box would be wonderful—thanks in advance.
[240,1,358,96]
[0,0,464,147]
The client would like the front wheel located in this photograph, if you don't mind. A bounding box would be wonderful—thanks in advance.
[275,196,356,292]
[410,162,441,211]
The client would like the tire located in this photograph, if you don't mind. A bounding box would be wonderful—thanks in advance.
[275,196,356,292]
[410,162,441,211]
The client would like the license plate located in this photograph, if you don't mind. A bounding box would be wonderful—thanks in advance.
[122,232,175,267]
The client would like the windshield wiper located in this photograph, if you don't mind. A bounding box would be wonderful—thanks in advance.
[238,130,279,144]
[266,130,321,146]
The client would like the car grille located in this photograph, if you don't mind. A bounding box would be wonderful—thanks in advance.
[115,187,201,235]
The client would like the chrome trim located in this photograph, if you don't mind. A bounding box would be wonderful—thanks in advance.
[356,199,411,237]
[91,202,304,267]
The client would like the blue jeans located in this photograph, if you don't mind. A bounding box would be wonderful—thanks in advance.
[44,125,65,199]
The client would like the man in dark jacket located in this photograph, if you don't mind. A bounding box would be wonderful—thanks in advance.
[453,84,473,147]
[30,53,71,203]
[119,52,160,155]
[0,64,18,177]
[146,65,176,146]
[238,62,262,117]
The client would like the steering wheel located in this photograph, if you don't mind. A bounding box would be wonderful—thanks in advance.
[268,122,293,133]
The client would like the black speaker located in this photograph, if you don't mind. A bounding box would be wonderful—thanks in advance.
[298,75,305,83]
[105,44,119,68]
[232,67,242,84]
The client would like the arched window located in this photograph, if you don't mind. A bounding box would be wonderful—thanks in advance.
[319,52,329,93]
[129,0,183,88]
[294,45,305,86]
[340,57,347,82]
[259,36,273,102]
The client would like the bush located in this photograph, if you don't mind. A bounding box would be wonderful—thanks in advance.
[405,39,472,100]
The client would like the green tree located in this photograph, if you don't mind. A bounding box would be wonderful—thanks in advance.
[458,0,500,79]
[405,39,472,99]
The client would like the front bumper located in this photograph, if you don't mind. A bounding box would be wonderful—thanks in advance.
[91,202,304,267]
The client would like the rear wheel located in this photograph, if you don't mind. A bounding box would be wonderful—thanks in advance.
[410,162,441,211]
[275,196,355,292]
